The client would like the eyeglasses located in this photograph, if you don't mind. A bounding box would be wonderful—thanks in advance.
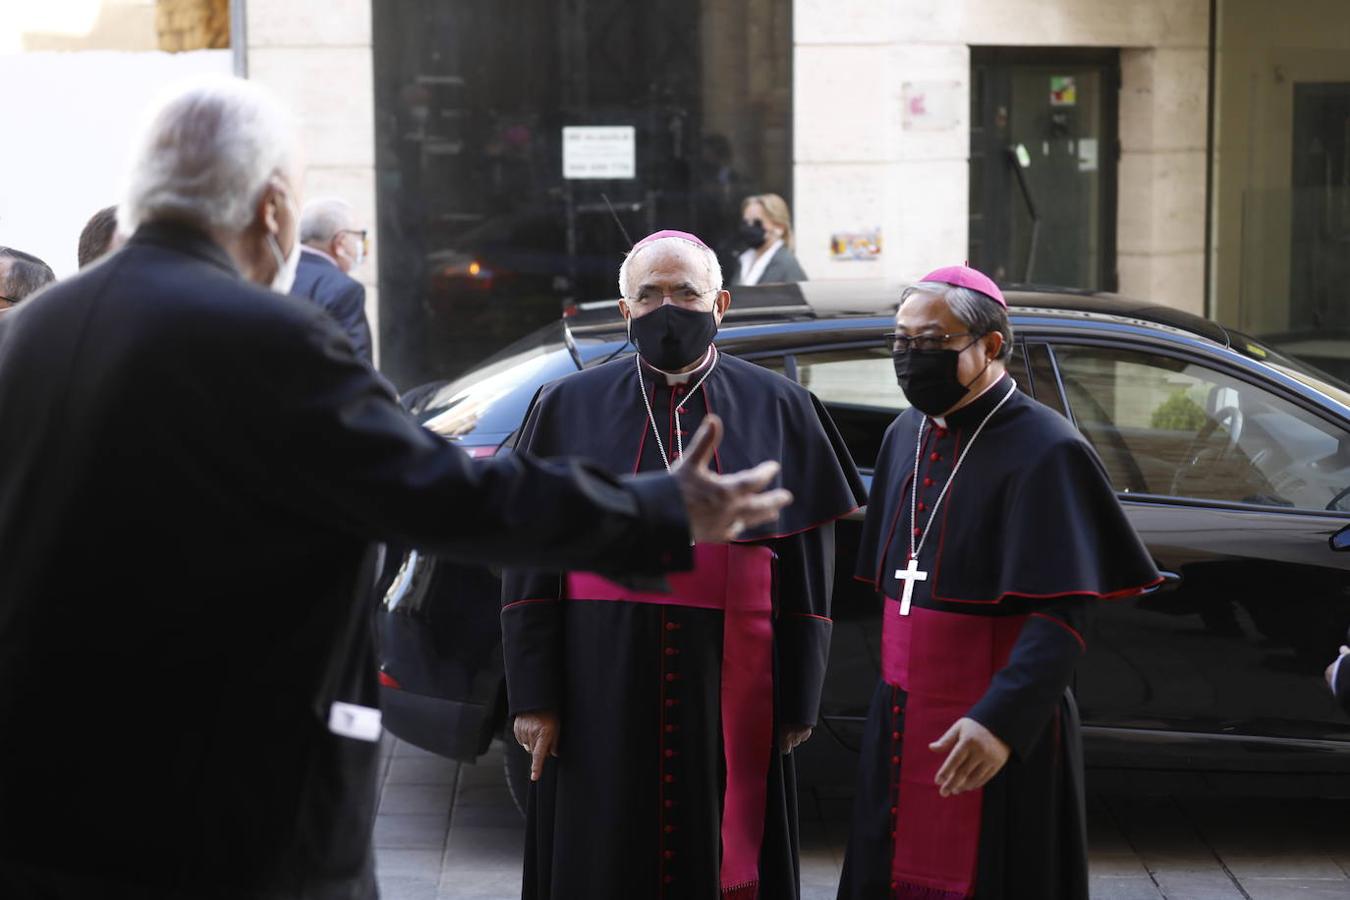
[627,286,713,307]
[888,331,977,354]
[339,229,370,252]
[0,296,16,308]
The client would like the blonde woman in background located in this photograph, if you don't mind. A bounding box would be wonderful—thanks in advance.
[734,192,808,285]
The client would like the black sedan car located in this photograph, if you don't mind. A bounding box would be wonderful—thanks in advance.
[378,280,1350,806]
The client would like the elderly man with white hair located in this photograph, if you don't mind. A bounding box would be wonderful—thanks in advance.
[502,229,865,899]
[0,82,793,899]
[293,197,374,363]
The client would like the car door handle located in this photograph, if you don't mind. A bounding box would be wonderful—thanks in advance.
[1330,523,1350,552]
[1144,570,1182,594]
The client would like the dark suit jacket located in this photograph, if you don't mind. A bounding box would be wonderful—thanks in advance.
[731,243,809,286]
[292,248,374,363]
[0,223,690,899]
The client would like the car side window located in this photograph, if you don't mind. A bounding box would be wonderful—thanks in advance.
[794,346,906,471]
[792,342,1034,471]
[1052,344,1350,511]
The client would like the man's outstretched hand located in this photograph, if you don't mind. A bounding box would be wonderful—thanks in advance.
[672,415,792,543]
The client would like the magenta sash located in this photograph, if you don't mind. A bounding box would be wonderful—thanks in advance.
[882,598,1026,899]
[567,543,775,900]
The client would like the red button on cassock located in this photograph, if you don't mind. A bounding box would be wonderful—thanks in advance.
[665,799,674,809]
[923,477,934,487]
[665,749,676,758]
[665,648,677,656]
[892,731,901,741]
[665,825,676,834]
[666,673,677,682]
[664,850,675,860]
[892,705,901,715]
[664,774,675,784]
[930,452,941,462]
[917,502,926,512]
[665,724,677,733]
[890,806,897,816]
[891,755,900,765]
[665,622,677,631]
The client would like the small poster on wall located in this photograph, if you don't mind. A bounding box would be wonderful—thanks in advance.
[830,229,883,261]
[1050,76,1077,107]
[562,126,636,179]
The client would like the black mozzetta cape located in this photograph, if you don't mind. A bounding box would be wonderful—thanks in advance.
[855,375,1160,609]
[502,350,865,900]
[503,350,866,726]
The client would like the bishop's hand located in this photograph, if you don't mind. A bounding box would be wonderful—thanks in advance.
[930,717,1010,797]
[513,710,560,782]
[672,415,793,543]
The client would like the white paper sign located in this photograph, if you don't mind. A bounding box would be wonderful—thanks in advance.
[562,126,636,180]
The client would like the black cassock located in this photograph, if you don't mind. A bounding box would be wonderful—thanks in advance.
[0,224,693,900]
[502,350,865,900]
[837,375,1159,900]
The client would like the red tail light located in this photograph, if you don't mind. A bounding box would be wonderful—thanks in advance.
[465,444,501,458]
[378,671,402,690]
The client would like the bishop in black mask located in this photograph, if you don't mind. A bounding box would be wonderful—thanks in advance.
[503,230,865,899]
[837,266,1160,900]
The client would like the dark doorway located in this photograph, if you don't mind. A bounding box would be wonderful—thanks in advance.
[1290,82,1350,331]
[373,0,793,389]
[969,48,1119,292]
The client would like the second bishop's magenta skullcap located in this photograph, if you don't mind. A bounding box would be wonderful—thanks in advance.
[920,263,1007,308]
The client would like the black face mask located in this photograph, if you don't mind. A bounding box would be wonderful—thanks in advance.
[738,219,767,249]
[892,340,990,417]
[629,304,718,371]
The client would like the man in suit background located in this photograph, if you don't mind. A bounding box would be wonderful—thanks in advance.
[0,76,790,899]
[292,197,374,363]
[0,246,55,318]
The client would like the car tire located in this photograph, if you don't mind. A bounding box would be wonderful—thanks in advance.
[502,737,532,818]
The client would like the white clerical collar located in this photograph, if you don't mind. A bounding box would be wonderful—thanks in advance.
[931,375,1011,429]
[737,240,783,287]
[301,245,338,267]
[643,346,715,386]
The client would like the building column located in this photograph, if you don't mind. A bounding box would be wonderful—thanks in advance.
[245,0,380,362]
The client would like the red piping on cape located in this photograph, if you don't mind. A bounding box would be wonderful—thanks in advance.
[786,612,833,624]
[1030,611,1087,652]
[502,597,555,611]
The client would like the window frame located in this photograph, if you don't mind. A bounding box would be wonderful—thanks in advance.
[1035,333,1350,518]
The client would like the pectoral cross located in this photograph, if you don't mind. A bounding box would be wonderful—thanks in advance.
[894,556,928,616]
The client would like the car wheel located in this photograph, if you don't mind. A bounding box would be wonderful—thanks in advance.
[502,737,532,818]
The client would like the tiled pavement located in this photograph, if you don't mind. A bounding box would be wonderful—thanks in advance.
[374,738,1350,899]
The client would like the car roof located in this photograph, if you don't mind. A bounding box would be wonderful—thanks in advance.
[564,279,1231,348]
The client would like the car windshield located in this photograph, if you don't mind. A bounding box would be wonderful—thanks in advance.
[414,328,577,441]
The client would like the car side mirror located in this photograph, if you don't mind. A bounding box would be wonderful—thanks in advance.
[1330,523,1350,552]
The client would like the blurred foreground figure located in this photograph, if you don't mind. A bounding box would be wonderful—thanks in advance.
[0,78,789,900]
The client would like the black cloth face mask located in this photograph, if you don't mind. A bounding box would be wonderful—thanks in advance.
[738,219,767,250]
[629,304,718,372]
[892,339,990,417]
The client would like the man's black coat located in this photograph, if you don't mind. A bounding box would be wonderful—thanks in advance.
[292,247,373,363]
[0,223,690,899]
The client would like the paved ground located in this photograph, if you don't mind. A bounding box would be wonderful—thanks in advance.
[373,738,1350,899]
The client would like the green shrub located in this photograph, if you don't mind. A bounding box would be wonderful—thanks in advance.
[1150,390,1208,431]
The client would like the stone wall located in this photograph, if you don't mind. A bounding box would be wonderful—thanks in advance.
[793,0,1210,314]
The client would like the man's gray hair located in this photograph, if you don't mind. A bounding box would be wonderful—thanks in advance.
[300,198,353,245]
[119,77,300,234]
[617,236,723,299]
[900,280,1013,360]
